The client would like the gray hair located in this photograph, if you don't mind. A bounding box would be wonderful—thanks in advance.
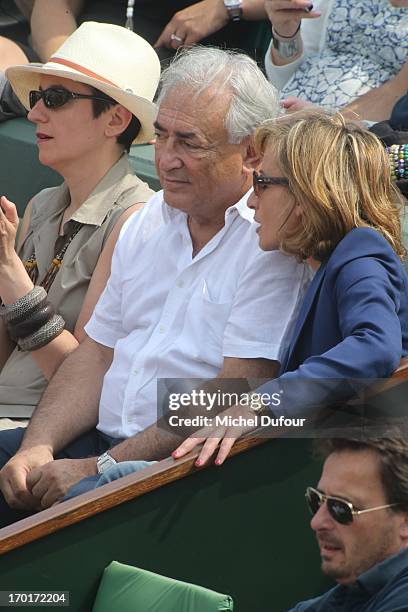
[157,46,279,144]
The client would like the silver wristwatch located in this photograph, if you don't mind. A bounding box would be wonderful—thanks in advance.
[271,26,302,60]
[96,451,117,474]
[223,0,243,22]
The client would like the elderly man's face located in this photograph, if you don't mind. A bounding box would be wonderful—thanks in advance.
[154,86,252,221]
[310,449,408,584]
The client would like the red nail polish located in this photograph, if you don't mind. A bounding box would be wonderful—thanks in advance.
[215,459,222,465]
[195,459,202,467]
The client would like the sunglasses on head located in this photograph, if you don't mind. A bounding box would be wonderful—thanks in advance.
[252,170,289,197]
[305,486,398,525]
[29,86,116,110]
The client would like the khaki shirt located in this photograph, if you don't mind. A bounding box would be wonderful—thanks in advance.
[0,155,154,417]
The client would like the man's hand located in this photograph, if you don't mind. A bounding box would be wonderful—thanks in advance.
[27,457,97,509]
[154,0,229,50]
[172,403,259,466]
[0,446,53,510]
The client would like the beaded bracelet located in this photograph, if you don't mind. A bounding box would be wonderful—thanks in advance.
[386,144,408,180]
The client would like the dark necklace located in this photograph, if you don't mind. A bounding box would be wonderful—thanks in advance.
[24,221,83,292]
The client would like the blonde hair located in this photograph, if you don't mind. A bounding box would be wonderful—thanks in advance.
[254,110,406,261]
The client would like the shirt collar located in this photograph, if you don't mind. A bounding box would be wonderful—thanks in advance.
[355,548,408,595]
[227,189,254,222]
[162,188,254,225]
[70,154,134,227]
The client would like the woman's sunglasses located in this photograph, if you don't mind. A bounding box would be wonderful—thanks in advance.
[305,486,398,525]
[29,87,116,110]
[252,170,289,197]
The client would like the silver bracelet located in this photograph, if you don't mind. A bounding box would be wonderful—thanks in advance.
[0,286,47,324]
[18,314,65,352]
[271,26,302,60]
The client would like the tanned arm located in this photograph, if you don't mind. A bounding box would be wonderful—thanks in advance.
[31,0,84,61]
[0,336,112,509]
[106,356,278,462]
[343,59,408,122]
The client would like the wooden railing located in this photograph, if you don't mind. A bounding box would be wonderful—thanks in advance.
[0,432,266,555]
[0,357,407,555]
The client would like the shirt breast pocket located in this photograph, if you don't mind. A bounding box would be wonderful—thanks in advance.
[183,288,233,368]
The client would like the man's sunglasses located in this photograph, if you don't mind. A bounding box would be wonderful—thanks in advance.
[305,486,399,525]
[29,87,116,110]
[252,170,289,196]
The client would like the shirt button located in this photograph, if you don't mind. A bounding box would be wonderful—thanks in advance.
[176,280,184,288]
[159,325,166,333]
[134,368,140,374]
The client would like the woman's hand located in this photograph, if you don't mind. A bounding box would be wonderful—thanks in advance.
[172,402,259,467]
[0,195,34,304]
[264,0,320,37]
[0,196,19,265]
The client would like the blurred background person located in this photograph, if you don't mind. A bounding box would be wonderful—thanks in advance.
[264,0,408,122]
[0,0,269,67]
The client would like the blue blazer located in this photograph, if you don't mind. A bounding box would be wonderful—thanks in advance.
[258,228,408,415]
[281,227,408,378]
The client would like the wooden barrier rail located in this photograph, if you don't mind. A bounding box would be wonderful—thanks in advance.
[0,433,266,556]
[0,358,407,555]
[0,360,406,611]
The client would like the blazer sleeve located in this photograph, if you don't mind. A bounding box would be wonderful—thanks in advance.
[256,254,404,419]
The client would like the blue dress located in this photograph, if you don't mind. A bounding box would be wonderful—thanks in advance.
[284,0,408,107]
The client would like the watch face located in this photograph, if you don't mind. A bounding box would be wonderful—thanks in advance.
[224,0,242,20]
[224,0,242,8]
[97,452,116,474]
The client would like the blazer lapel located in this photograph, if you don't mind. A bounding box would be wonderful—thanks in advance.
[281,262,327,372]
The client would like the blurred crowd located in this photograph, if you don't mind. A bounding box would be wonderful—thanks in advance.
[0,0,407,123]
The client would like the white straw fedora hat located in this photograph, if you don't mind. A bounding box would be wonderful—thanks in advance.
[6,21,160,144]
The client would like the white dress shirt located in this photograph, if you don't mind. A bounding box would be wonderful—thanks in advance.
[85,190,311,438]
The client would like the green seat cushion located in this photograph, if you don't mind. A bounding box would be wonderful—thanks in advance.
[92,561,233,612]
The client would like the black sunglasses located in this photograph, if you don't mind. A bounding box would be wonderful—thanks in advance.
[29,87,116,110]
[252,170,289,196]
[305,486,398,525]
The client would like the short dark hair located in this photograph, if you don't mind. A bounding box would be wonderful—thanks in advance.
[317,436,408,512]
[89,86,141,152]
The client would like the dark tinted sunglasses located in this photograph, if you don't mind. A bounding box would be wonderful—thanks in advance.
[29,87,116,110]
[305,486,398,525]
[252,170,289,196]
